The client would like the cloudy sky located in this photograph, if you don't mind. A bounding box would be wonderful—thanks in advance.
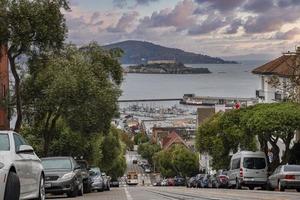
[66,0,300,58]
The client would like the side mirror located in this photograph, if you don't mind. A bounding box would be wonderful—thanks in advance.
[74,165,81,170]
[17,145,34,154]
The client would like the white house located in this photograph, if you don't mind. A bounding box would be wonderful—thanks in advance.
[252,47,300,103]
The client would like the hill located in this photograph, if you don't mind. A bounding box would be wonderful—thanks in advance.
[104,40,237,64]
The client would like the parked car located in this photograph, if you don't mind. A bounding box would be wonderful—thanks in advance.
[228,151,268,190]
[187,177,197,188]
[0,131,45,200]
[76,159,92,193]
[41,156,83,197]
[161,179,168,186]
[110,177,120,187]
[174,176,186,186]
[167,178,175,186]
[215,171,229,188]
[154,181,162,186]
[195,174,205,188]
[102,172,111,190]
[132,159,138,164]
[199,174,210,188]
[89,167,105,192]
[208,174,218,188]
[267,165,300,192]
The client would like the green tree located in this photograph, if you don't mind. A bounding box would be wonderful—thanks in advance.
[134,132,149,145]
[153,144,198,177]
[137,142,161,164]
[0,0,69,131]
[22,43,123,155]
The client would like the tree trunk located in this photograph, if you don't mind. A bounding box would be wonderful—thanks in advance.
[8,55,22,132]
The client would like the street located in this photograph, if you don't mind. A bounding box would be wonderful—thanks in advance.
[48,186,300,200]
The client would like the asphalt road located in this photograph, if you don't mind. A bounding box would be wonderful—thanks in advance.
[47,186,300,200]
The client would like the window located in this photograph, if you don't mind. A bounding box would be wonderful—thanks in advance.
[231,158,240,170]
[0,133,10,151]
[243,157,266,169]
[42,158,72,170]
[284,165,300,172]
[13,133,28,152]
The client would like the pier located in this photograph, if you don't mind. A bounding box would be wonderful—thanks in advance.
[118,98,182,102]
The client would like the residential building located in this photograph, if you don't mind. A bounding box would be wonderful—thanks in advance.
[0,46,9,130]
[160,131,189,150]
[252,47,300,103]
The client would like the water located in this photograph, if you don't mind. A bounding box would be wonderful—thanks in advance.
[120,60,264,101]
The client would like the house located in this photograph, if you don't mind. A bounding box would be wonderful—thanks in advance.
[252,47,300,103]
[0,46,9,130]
[160,131,189,150]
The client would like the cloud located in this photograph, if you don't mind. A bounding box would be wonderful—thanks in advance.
[188,16,228,35]
[107,11,139,33]
[138,0,197,31]
[225,19,242,34]
[242,0,274,13]
[274,28,300,40]
[195,0,245,12]
[113,0,159,8]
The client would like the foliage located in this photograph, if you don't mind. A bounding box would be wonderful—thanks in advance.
[137,142,161,164]
[289,142,300,165]
[120,132,134,151]
[196,103,300,171]
[134,132,149,145]
[22,43,123,156]
[153,144,199,177]
[0,0,69,131]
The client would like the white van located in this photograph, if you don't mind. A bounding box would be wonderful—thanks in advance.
[228,151,268,190]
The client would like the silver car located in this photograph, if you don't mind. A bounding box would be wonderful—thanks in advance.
[0,131,45,200]
[268,165,300,192]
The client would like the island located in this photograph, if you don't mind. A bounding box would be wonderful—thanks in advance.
[125,62,211,74]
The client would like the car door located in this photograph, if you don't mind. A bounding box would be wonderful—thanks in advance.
[13,133,32,196]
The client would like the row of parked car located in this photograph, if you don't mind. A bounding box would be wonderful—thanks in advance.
[0,131,116,200]
[155,151,300,192]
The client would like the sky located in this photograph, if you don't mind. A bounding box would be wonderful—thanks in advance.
[65,0,300,58]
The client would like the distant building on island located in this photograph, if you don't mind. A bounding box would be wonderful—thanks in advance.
[252,46,300,103]
[0,45,9,130]
[147,60,176,64]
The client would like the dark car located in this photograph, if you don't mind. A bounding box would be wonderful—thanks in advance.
[89,167,105,192]
[102,172,111,191]
[187,177,197,188]
[42,157,83,197]
[76,159,93,193]
[110,177,120,187]
[174,176,186,186]
[195,174,205,188]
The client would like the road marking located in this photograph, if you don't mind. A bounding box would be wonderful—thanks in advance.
[125,187,133,200]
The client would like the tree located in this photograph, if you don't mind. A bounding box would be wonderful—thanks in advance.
[196,103,300,171]
[137,142,161,164]
[22,43,123,155]
[153,144,199,177]
[0,0,69,131]
[134,132,149,145]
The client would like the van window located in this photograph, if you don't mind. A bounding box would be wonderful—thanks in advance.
[243,157,266,169]
[231,158,240,170]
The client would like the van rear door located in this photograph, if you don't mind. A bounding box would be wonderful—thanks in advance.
[242,157,267,180]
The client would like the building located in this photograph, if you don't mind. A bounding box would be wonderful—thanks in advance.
[0,46,9,130]
[147,60,176,64]
[252,47,300,103]
[160,131,189,150]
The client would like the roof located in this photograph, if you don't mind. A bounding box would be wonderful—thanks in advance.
[161,131,188,150]
[252,54,298,77]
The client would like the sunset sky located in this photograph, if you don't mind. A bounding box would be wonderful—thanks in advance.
[66,0,300,58]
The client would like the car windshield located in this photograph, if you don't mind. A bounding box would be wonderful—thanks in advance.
[284,165,300,172]
[0,134,10,151]
[243,157,266,169]
[77,161,88,169]
[90,167,101,175]
[42,158,72,170]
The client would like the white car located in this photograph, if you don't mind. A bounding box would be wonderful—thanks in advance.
[0,131,45,200]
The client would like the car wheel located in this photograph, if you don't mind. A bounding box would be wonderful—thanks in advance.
[78,183,84,196]
[67,185,78,197]
[278,181,285,192]
[296,189,300,192]
[36,175,46,200]
[4,171,20,200]
[248,186,254,190]
[235,179,241,189]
